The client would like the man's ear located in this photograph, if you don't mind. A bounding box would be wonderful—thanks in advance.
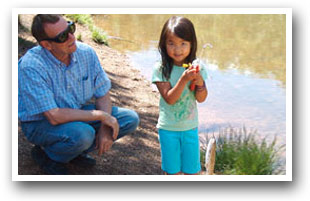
[39,41,52,50]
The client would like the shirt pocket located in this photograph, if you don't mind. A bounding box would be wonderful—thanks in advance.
[81,75,93,102]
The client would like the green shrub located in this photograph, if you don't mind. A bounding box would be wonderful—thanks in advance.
[65,14,109,45]
[77,33,82,42]
[91,27,109,45]
[64,14,93,26]
[201,127,285,175]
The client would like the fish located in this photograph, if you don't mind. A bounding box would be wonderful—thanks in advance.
[205,137,216,175]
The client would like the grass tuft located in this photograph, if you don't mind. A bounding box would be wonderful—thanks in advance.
[64,14,109,45]
[64,14,94,27]
[201,127,285,175]
[91,27,109,45]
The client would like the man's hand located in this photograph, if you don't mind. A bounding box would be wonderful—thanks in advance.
[94,92,119,156]
[101,115,119,140]
[95,125,116,156]
[95,114,119,156]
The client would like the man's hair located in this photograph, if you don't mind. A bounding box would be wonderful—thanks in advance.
[31,14,61,42]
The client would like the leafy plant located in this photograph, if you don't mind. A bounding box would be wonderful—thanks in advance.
[64,14,93,26]
[65,14,109,45]
[91,27,109,45]
[201,127,285,175]
[77,33,82,41]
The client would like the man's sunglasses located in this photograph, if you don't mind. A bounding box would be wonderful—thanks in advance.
[43,21,76,43]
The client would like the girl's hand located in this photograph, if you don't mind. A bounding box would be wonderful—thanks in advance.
[182,67,199,82]
[193,72,204,86]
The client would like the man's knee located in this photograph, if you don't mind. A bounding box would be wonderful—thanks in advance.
[128,110,140,130]
[68,122,96,151]
[115,109,140,139]
[34,121,96,163]
[123,110,140,133]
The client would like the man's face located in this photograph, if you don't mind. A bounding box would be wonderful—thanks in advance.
[43,17,77,55]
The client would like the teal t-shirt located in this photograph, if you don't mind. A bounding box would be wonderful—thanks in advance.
[152,61,208,131]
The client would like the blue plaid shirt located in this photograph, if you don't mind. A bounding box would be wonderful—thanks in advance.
[18,42,111,121]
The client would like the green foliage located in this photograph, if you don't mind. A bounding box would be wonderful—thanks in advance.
[201,127,285,175]
[64,14,108,45]
[64,14,93,26]
[91,27,109,45]
[200,149,206,167]
[77,33,82,42]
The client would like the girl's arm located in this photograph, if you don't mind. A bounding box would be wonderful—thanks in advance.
[193,73,208,102]
[195,80,208,103]
[155,68,197,105]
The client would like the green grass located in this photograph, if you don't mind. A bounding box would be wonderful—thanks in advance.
[77,33,82,42]
[64,14,94,26]
[64,14,109,45]
[91,27,109,45]
[201,127,285,175]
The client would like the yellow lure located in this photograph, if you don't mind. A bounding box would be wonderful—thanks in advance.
[182,63,192,68]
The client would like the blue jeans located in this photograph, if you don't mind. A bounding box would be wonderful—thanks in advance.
[21,105,140,163]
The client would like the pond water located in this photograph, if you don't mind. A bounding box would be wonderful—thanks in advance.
[93,14,286,146]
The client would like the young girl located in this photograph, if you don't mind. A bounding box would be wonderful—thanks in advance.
[152,16,208,175]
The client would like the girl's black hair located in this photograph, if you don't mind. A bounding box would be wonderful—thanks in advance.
[158,16,197,80]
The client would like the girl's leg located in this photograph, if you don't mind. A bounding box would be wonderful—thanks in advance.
[158,129,182,174]
[181,128,201,175]
[184,172,200,175]
[164,172,182,175]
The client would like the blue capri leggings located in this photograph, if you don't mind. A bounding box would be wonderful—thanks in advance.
[158,128,201,174]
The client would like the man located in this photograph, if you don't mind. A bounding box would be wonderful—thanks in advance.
[18,14,140,175]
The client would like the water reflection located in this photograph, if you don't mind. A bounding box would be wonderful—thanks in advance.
[93,14,286,145]
[199,65,286,144]
[93,14,286,86]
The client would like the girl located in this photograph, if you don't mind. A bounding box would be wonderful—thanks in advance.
[152,16,208,175]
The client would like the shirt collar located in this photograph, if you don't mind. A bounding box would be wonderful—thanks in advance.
[71,51,77,63]
[43,47,77,67]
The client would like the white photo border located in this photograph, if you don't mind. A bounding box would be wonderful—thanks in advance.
[12,7,292,181]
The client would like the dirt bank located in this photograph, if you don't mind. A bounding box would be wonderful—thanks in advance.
[18,14,163,175]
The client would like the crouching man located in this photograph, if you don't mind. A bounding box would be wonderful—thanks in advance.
[18,14,139,174]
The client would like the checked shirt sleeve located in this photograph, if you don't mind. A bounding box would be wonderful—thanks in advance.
[19,67,58,116]
[92,51,111,98]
